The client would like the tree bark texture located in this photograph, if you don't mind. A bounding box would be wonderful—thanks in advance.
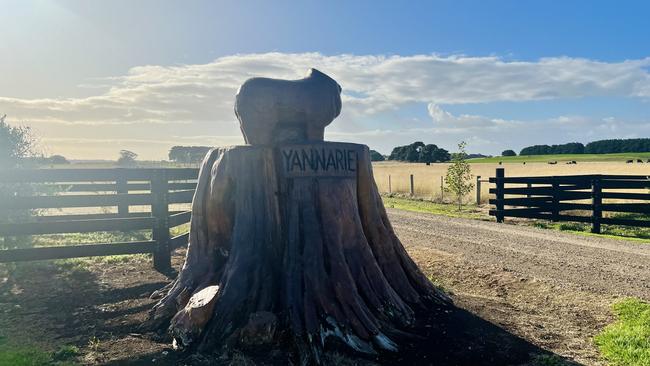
[148,142,450,364]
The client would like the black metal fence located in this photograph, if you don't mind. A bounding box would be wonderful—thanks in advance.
[0,168,200,272]
[489,168,650,233]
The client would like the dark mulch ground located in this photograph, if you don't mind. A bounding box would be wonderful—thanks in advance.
[0,248,574,365]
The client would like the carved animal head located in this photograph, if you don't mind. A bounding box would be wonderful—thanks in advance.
[234,68,342,145]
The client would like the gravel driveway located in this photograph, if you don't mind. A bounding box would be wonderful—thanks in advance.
[389,208,650,299]
[387,208,649,365]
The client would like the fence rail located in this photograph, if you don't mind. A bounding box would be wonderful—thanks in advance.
[384,173,489,205]
[488,168,650,233]
[0,168,200,272]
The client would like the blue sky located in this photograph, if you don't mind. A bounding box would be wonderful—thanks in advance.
[2,0,649,159]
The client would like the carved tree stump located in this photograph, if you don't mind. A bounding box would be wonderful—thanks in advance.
[147,69,450,364]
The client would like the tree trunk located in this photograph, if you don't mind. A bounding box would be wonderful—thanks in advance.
[147,142,450,364]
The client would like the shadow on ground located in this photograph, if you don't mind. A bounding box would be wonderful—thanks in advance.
[0,253,578,366]
[391,306,580,366]
[0,257,170,364]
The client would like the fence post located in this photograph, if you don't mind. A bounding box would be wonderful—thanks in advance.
[526,183,532,199]
[388,175,392,194]
[591,177,602,234]
[440,176,444,202]
[551,178,560,222]
[495,168,504,223]
[409,174,414,196]
[476,176,481,205]
[151,169,171,273]
[116,169,128,217]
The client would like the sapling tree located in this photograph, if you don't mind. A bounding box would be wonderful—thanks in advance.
[445,141,474,210]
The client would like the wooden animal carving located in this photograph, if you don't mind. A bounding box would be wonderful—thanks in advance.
[234,68,342,145]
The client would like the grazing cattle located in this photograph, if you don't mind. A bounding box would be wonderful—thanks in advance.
[637,159,643,163]
[548,161,557,165]
[626,160,634,163]
[565,161,577,165]
[647,159,650,163]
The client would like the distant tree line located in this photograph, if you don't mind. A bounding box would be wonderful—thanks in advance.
[168,146,212,163]
[388,142,450,163]
[519,138,650,156]
[30,155,70,165]
[166,137,650,164]
[583,138,650,154]
[466,153,488,159]
[519,142,585,156]
[369,150,385,161]
[117,150,138,166]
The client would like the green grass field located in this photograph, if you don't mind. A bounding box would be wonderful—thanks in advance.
[382,195,487,220]
[0,343,79,366]
[468,152,650,163]
[595,298,650,366]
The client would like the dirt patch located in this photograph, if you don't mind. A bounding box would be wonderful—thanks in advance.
[0,255,175,365]
[4,209,642,365]
[0,251,548,366]
[410,246,612,365]
[389,208,650,366]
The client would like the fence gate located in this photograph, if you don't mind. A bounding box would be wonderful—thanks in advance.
[489,168,650,233]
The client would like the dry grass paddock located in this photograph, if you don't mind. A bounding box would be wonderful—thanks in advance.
[372,161,650,204]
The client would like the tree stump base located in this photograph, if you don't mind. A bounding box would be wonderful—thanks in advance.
[147,142,451,364]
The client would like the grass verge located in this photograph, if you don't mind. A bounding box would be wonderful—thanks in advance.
[595,298,650,366]
[531,214,650,242]
[382,195,486,220]
[382,195,650,242]
[0,342,79,366]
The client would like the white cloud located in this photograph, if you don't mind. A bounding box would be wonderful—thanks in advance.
[426,103,500,128]
[1,52,649,158]
[416,103,650,155]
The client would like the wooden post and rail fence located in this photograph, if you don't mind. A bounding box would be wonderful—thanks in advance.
[380,169,648,232]
[385,173,489,205]
[1,167,647,271]
[0,168,199,273]
[489,168,650,233]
